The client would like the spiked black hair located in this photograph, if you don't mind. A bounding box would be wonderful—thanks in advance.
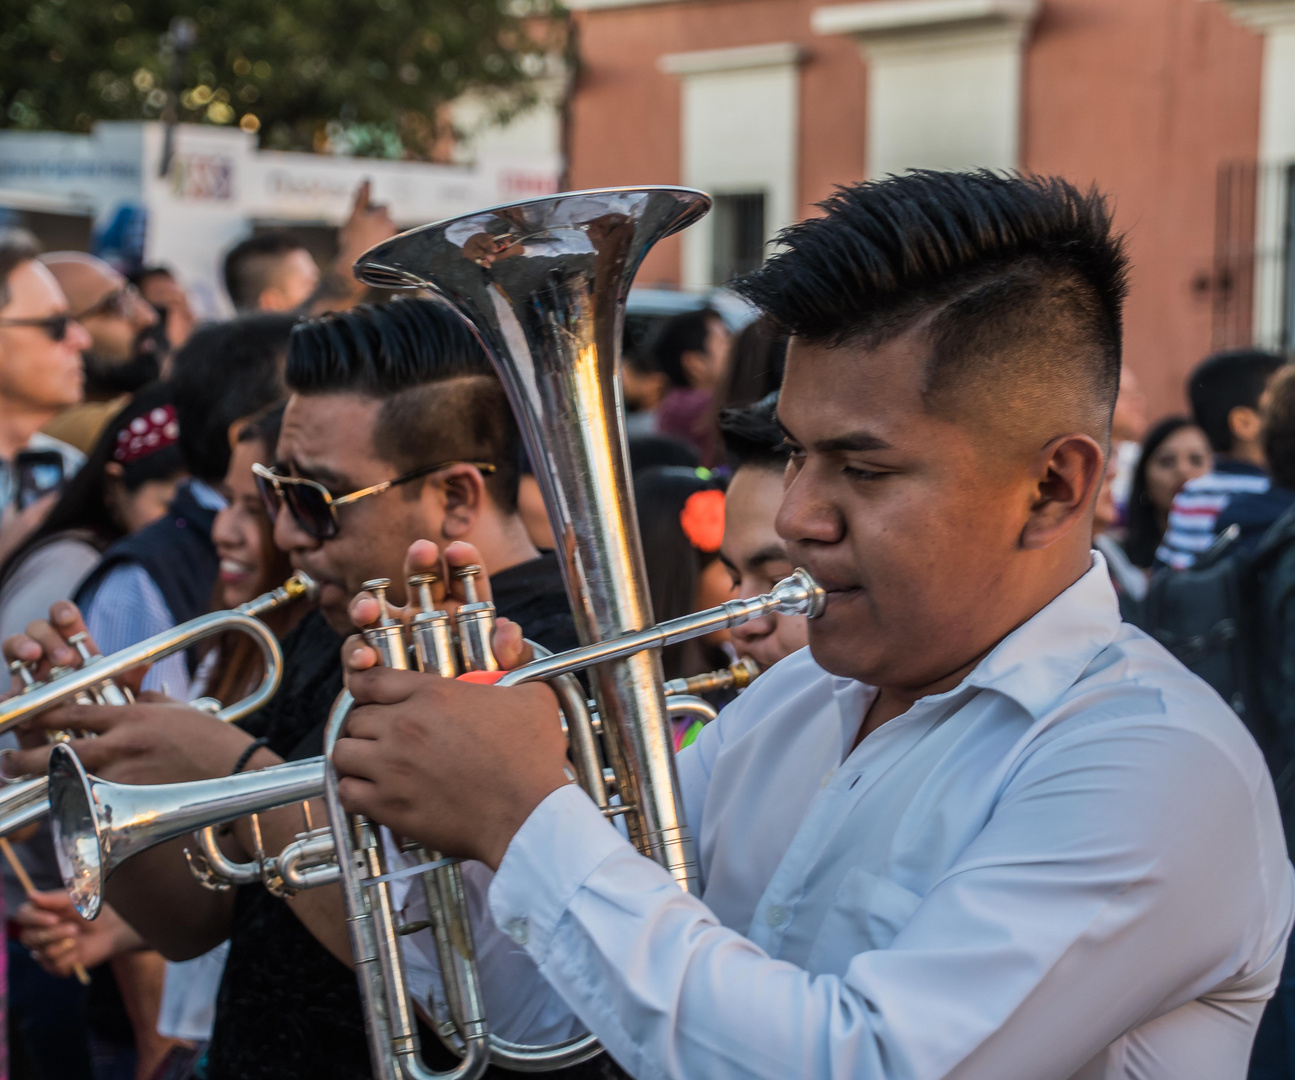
[719,392,788,473]
[735,171,1130,425]
[287,298,521,511]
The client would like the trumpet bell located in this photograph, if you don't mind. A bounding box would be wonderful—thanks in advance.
[48,746,107,919]
[49,743,326,919]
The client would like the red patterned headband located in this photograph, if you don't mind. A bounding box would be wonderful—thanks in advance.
[114,404,180,465]
[680,488,725,553]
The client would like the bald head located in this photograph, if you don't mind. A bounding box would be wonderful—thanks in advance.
[41,252,123,314]
[42,252,161,389]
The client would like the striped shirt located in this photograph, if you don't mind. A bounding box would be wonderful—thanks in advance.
[1155,461,1271,570]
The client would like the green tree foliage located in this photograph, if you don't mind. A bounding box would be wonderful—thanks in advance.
[0,0,562,157]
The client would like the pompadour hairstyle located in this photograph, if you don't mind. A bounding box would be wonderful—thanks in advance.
[719,392,789,473]
[223,232,310,311]
[1188,349,1286,455]
[735,170,1131,430]
[286,298,521,511]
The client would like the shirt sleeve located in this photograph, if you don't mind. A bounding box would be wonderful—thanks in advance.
[486,719,1294,1080]
[393,708,725,1048]
[84,563,190,698]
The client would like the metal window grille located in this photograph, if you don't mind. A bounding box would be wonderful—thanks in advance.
[711,192,766,285]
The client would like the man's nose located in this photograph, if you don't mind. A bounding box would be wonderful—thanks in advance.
[66,320,92,353]
[130,292,159,330]
[272,500,314,553]
[776,466,843,545]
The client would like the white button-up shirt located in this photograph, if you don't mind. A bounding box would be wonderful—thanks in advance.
[396,555,1294,1079]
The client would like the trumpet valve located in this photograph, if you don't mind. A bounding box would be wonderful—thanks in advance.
[360,578,409,670]
[454,564,483,605]
[407,571,439,615]
[8,660,39,693]
[452,565,498,673]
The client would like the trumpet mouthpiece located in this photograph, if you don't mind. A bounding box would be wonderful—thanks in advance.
[774,569,827,619]
[285,571,317,602]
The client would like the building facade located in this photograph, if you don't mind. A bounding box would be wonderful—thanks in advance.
[565,0,1294,416]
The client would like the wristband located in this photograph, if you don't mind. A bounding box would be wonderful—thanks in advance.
[231,737,270,775]
[456,671,508,685]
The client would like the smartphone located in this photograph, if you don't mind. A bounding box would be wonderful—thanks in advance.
[13,449,65,510]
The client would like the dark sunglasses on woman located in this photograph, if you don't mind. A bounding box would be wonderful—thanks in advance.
[252,460,497,541]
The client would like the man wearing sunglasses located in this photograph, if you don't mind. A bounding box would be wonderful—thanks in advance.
[2,298,592,1080]
[41,252,169,456]
[0,230,89,545]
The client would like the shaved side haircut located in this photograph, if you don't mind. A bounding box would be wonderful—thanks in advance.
[286,298,521,511]
[735,171,1130,447]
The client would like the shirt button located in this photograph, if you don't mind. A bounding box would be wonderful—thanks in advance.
[506,917,529,945]
[765,904,787,927]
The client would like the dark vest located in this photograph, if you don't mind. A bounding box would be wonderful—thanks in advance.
[75,482,219,669]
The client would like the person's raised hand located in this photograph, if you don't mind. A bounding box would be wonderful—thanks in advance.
[332,671,569,868]
[336,180,398,264]
[0,698,277,785]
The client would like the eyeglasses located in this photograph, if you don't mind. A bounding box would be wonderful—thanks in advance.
[0,314,73,342]
[252,460,497,540]
[71,284,143,322]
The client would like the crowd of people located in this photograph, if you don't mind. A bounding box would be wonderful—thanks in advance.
[0,167,1287,1080]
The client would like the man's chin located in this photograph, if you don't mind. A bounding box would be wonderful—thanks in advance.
[319,602,356,638]
[806,627,882,684]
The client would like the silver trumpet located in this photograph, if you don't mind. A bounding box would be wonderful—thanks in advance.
[0,573,315,840]
[47,573,815,908]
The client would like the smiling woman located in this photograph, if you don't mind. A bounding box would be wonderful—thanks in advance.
[200,404,303,707]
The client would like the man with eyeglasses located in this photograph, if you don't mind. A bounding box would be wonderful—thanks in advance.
[40,252,169,456]
[0,230,89,554]
[3,298,597,1080]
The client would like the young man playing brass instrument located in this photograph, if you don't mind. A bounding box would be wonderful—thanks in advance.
[3,298,595,1079]
[332,172,1294,1079]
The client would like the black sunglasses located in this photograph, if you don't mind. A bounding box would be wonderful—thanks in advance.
[252,460,497,540]
[71,284,144,322]
[0,314,73,342]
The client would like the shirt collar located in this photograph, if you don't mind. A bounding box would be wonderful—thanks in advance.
[185,478,228,512]
[957,551,1121,719]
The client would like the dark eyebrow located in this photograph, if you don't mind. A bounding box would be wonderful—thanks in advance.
[746,544,791,567]
[777,420,893,454]
[285,457,350,490]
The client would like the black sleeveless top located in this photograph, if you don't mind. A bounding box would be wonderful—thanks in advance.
[205,553,625,1080]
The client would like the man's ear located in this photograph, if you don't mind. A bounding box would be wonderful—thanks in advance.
[437,465,486,540]
[1229,405,1262,447]
[1020,433,1105,551]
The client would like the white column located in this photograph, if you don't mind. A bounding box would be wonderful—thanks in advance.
[1213,0,1295,346]
[659,43,803,289]
[812,0,1037,176]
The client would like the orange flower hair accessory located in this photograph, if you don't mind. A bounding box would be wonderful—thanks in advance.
[679,488,725,553]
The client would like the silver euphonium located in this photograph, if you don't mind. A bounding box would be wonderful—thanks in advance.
[0,573,316,840]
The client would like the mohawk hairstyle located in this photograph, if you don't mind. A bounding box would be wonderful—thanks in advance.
[735,171,1130,428]
[287,298,522,511]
